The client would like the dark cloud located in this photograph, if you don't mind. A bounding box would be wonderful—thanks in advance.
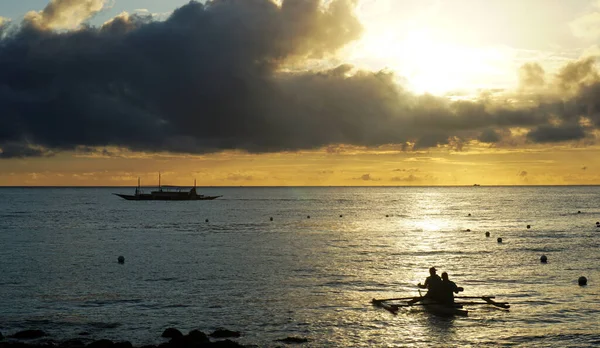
[1,0,600,159]
[519,62,545,89]
[478,128,500,143]
[0,142,51,158]
[526,123,587,143]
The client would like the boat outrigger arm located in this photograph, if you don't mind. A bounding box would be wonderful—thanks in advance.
[372,295,510,316]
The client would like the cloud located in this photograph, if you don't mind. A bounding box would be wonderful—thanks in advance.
[2,1,600,159]
[356,173,378,181]
[519,62,545,89]
[24,0,107,30]
[518,170,527,177]
[0,142,51,159]
[227,173,253,181]
[526,124,587,143]
[570,11,600,41]
[391,174,419,182]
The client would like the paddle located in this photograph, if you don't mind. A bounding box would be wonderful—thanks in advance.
[454,301,510,306]
[455,296,496,299]
[372,296,422,303]
[482,297,510,309]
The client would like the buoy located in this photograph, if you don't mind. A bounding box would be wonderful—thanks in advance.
[596,221,599,225]
[466,229,471,232]
[270,217,273,221]
[497,237,503,243]
[578,276,587,286]
[117,256,124,264]
[485,231,490,237]
[540,255,547,263]
[205,219,209,223]
[527,225,531,229]
[468,213,471,217]
[307,215,310,219]
[578,211,581,214]
[339,214,343,218]
[386,215,389,217]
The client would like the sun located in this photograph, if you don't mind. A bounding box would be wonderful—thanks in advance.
[349,25,512,95]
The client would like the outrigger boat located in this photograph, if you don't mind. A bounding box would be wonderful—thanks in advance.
[372,295,509,317]
[114,175,222,201]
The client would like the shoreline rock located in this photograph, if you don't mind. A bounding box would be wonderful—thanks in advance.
[0,329,249,348]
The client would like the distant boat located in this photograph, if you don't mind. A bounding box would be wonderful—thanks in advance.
[114,175,222,201]
[473,184,481,186]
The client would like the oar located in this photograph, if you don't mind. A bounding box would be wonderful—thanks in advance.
[454,301,510,306]
[482,297,510,309]
[372,296,422,303]
[455,296,496,299]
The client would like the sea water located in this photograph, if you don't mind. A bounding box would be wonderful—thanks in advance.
[0,186,598,347]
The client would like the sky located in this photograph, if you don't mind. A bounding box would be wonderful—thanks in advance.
[2,0,600,186]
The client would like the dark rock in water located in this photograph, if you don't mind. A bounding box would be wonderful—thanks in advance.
[187,330,209,343]
[113,341,133,348]
[161,328,183,339]
[11,330,47,339]
[211,339,245,347]
[60,339,86,348]
[209,329,241,338]
[275,337,309,344]
[87,339,115,348]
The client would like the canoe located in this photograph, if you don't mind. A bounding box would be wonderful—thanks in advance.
[421,299,468,317]
[372,295,508,317]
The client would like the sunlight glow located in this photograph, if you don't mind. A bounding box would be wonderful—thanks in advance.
[349,25,516,95]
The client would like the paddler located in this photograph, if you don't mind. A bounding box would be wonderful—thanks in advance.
[439,271,464,304]
[417,266,442,300]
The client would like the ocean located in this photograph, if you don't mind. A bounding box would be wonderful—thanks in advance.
[0,186,598,347]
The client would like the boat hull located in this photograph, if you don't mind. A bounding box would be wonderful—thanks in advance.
[422,299,468,317]
[113,193,222,201]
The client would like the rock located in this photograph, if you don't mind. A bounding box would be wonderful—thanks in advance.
[86,339,114,348]
[161,328,183,339]
[11,330,47,339]
[275,337,309,344]
[113,341,133,348]
[87,339,114,348]
[211,339,246,348]
[187,330,209,344]
[60,339,86,348]
[209,329,241,338]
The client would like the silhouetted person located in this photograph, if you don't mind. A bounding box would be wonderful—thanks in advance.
[417,267,442,300]
[439,272,464,304]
